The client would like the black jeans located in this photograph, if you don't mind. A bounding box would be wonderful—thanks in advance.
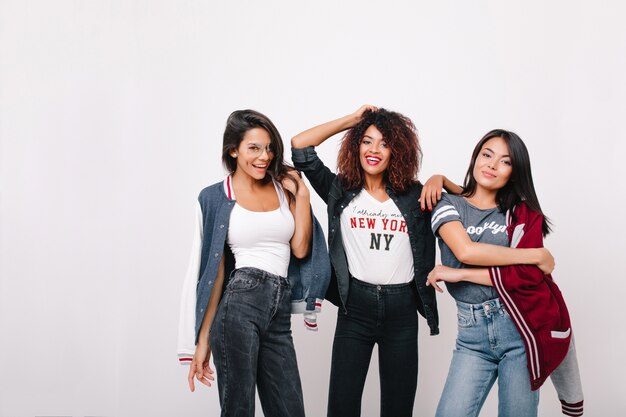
[328,278,420,417]
[210,267,305,417]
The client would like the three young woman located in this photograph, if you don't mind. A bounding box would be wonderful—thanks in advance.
[426,130,583,416]
[178,108,582,417]
[292,105,439,417]
[177,109,330,417]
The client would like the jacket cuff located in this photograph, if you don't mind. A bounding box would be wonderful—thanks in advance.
[178,353,194,366]
[303,312,318,331]
[291,146,317,164]
[560,399,583,416]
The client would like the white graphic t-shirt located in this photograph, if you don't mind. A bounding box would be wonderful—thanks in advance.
[340,190,414,285]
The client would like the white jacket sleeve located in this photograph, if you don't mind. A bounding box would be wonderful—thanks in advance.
[177,201,203,365]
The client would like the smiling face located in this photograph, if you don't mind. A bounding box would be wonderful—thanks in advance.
[359,125,391,179]
[472,136,513,192]
[231,127,274,180]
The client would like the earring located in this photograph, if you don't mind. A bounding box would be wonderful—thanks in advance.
[231,153,238,158]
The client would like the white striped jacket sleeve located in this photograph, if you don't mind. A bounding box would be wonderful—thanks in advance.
[177,201,203,365]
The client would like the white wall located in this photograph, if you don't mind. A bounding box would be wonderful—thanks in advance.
[1,1,624,416]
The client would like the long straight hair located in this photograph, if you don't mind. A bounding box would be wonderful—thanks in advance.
[221,109,297,200]
[462,129,552,236]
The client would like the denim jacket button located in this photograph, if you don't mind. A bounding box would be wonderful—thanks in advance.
[219,224,224,228]
[214,252,219,257]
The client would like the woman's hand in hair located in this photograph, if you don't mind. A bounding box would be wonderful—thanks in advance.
[536,248,555,275]
[291,104,377,149]
[350,104,378,125]
[188,342,215,392]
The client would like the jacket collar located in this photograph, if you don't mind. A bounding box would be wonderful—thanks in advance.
[222,175,236,200]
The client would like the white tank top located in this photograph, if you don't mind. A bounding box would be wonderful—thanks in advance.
[340,190,414,284]
[227,179,295,277]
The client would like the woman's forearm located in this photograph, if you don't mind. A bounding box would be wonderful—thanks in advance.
[441,176,463,195]
[291,113,359,149]
[460,268,492,286]
[439,221,552,272]
[291,105,376,149]
[456,242,545,267]
[289,189,312,258]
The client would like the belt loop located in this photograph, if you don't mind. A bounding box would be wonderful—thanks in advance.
[470,304,477,324]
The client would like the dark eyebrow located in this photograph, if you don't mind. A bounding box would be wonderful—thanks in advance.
[484,147,509,158]
[363,135,385,141]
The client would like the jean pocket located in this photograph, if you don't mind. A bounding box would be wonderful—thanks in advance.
[457,311,474,328]
[227,275,260,292]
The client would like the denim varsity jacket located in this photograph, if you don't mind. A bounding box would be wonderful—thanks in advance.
[177,176,331,364]
[292,146,439,335]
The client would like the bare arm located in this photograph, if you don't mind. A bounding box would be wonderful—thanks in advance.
[187,257,226,392]
[283,171,312,258]
[420,175,464,211]
[438,221,555,274]
[291,105,377,149]
[426,265,492,293]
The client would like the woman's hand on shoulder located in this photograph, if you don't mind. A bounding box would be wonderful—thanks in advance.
[187,342,215,392]
[420,175,445,211]
[420,175,464,211]
[282,169,309,199]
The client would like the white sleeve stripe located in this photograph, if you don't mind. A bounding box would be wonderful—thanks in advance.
[177,201,204,359]
[431,208,460,228]
[432,204,455,219]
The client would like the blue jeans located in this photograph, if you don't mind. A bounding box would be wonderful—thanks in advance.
[328,278,419,417]
[210,267,305,417]
[436,298,539,417]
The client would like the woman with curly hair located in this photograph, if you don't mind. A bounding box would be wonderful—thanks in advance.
[291,105,440,417]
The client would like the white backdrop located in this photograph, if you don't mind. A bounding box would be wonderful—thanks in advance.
[1,1,624,416]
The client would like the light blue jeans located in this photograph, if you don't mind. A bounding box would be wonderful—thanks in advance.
[435,298,539,417]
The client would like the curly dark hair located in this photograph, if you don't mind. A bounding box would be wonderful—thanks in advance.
[336,108,421,192]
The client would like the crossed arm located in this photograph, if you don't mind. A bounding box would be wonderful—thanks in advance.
[426,220,554,293]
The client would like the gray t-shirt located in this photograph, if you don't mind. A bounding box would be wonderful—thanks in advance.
[431,193,507,304]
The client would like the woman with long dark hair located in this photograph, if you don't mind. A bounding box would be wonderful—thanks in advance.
[427,130,583,416]
[177,109,330,417]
